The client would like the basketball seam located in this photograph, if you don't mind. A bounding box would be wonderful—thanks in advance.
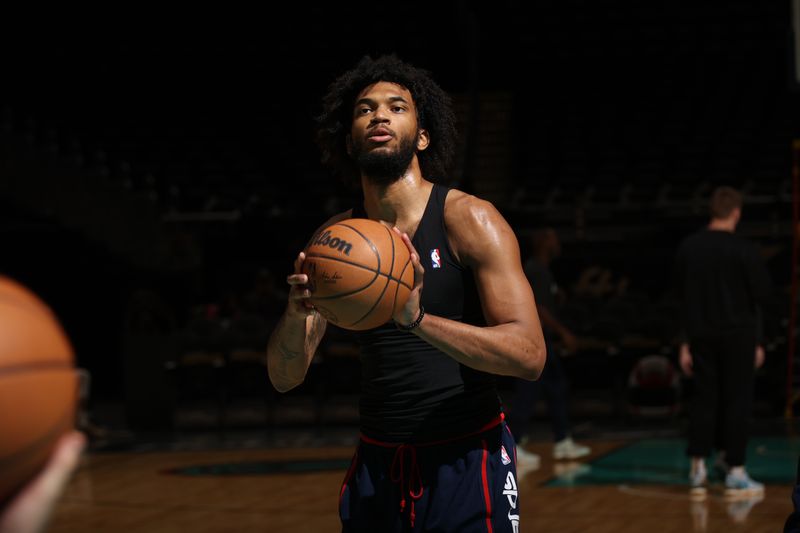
[0,362,73,376]
[346,224,400,328]
[0,409,74,475]
[392,257,413,312]
[349,275,392,328]
[335,221,382,273]
[398,257,413,290]
[304,255,412,297]
[305,253,379,300]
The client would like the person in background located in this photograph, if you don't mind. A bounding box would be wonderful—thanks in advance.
[508,227,591,469]
[673,186,772,500]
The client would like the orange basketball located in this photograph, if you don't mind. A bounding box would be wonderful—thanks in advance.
[0,277,77,503]
[302,218,414,330]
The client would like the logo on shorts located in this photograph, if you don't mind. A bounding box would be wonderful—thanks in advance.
[501,445,511,466]
[504,471,520,532]
[430,248,441,269]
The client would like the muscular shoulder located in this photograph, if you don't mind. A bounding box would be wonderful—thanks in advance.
[443,189,517,266]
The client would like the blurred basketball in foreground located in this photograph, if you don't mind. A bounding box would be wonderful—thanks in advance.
[0,277,77,503]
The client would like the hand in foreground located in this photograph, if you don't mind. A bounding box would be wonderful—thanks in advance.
[0,431,86,533]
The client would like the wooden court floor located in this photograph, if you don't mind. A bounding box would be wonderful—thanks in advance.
[47,438,794,533]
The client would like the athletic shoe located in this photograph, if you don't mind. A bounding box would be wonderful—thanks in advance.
[724,470,765,499]
[689,469,708,500]
[553,437,591,460]
[553,461,591,485]
[516,446,541,471]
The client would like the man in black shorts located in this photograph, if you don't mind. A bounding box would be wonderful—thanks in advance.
[267,54,546,532]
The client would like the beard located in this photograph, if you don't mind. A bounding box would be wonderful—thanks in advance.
[351,132,418,186]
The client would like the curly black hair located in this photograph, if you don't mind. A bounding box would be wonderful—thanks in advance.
[314,54,458,189]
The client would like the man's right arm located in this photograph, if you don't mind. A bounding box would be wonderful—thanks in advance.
[266,212,351,392]
[267,308,327,392]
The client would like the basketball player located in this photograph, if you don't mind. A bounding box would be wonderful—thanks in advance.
[673,186,771,499]
[267,54,546,532]
[0,431,85,533]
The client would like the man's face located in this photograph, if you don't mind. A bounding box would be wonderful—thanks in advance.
[348,81,428,184]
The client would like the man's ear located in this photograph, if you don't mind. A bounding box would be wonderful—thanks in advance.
[416,129,430,151]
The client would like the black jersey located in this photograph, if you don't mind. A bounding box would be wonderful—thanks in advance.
[350,184,501,442]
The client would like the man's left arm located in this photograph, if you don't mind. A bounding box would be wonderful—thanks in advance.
[393,193,546,380]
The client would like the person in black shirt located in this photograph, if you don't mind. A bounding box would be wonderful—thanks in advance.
[266,55,545,532]
[673,186,772,500]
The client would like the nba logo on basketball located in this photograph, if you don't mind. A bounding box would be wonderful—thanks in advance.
[430,249,441,269]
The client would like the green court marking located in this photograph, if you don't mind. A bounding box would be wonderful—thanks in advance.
[545,437,800,487]
[163,459,352,476]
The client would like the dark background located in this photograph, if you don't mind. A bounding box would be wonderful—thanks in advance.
[1,1,796,431]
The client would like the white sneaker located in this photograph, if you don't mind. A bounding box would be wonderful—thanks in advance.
[516,446,541,471]
[689,468,708,501]
[724,470,765,499]
[553,437,591,460]
[553,461,591,484]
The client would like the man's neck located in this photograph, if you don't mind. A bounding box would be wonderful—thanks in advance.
[360,159,432,232]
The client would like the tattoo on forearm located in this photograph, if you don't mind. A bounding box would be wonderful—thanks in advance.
[309,316,325,346]
[279,341,301,361]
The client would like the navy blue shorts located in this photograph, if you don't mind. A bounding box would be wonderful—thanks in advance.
[339,418,521,532]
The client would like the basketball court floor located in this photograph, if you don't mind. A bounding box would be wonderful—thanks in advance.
[46,398,798,532]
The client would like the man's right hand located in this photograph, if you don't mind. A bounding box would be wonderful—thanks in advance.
[286,252,317,321]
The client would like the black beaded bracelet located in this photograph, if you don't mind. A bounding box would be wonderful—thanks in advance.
[397,306,425,331]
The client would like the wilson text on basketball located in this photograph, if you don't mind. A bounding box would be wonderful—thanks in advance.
[313,230,353,256]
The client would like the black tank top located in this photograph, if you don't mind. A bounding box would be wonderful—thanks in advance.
[351,183,501,442]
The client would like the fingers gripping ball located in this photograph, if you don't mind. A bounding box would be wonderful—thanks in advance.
[302,218,414,330]
[0,277,78,503]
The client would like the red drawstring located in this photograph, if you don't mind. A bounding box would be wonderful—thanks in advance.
[390,444,424,528]
[360,412,506,529]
